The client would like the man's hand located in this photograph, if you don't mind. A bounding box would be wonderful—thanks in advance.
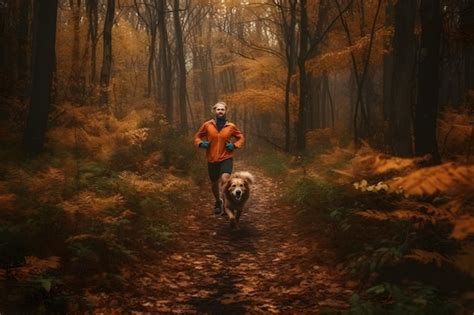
[225,143,235,151]
[199,141,209,149]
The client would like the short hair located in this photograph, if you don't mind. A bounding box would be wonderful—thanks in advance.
[211,101,227,112]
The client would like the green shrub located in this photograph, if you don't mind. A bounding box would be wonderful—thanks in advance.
[347,283,458,315]
[287,176,345,213]
[250,149,289,177]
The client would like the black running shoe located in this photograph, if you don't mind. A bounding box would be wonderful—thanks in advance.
[213,198,223,215]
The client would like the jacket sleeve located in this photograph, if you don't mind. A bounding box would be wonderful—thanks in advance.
[194,123,207,147]
[232,125,245,149]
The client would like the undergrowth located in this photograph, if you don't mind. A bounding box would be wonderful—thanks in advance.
[0,105,204,313]
[281,144,473,314]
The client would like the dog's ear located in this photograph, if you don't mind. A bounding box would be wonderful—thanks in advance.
[243,172,255,185]
[234,172,254,185]
[221,177,232,191]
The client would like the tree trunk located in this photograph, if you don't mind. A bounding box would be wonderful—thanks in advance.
[99,0,115,106]
[173,0,188,133]
[382,1,394,120]
[17,0,31,99]
[23,0,58,155]
[280,0,297,152]
[148,26,157,98]
[296,0,309,150]
[158,0,173,124]
[390,0,416,156]
[87,0,98,85]
[70,0,81,100]
[414,0,441,164]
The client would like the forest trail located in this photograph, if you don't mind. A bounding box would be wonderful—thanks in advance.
[92,164,354,314]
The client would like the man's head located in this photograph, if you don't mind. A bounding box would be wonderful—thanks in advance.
[212,102,227,118]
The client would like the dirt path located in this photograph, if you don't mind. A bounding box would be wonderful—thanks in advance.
[92,165,353,314]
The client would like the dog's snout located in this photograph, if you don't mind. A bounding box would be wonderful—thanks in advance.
[236,190,242,195]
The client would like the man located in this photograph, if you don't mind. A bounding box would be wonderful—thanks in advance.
[194,101,245,214]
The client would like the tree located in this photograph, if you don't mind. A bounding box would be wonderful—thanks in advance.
[86,0,99,85]
[414,0,441,164]
[158,0,173,123]
[99,0,115,106]
[275,0,298,152]
[173,0,188,133]
[17,0,31,99]
[389,0,416,157]
[133,0,158,98]
[295,0,310,150]
[23,0,59,155]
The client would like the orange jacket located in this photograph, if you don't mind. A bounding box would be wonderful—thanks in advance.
[194,119,245,163]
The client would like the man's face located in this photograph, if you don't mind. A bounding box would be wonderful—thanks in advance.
[214,105,226,118]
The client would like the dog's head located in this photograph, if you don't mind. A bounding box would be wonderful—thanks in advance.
[224,171,254,201]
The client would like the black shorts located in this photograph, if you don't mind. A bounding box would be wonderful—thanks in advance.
[208,158,233,181]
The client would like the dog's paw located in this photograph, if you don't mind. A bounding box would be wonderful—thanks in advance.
[229,218,236,229]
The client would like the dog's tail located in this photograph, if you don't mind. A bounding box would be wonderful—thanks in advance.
[234,171,255,184]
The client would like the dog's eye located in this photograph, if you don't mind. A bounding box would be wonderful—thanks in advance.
[231,184,236,187]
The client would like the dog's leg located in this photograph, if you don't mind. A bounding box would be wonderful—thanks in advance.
[224,206,235,221]
[234,210,241,230]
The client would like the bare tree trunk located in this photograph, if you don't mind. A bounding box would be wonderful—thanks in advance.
[280,0,297,152]
[390,0,417,156]
[23,0,58,155]
[86,0,98,85]
[70,0,81,101]
[17,0,31,99]
[173,0,188,133]
[158,0,173,123]
[99,0,115,106]
[414,0,441,164]
[296,0,309,150]
[383,1,394,120]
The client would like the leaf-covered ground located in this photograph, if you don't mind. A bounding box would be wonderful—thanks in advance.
[89,164,354,314]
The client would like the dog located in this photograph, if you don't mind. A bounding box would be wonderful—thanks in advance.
[220,171,255,229]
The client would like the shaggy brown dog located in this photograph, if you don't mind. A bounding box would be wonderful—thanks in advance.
[221,171,255,229]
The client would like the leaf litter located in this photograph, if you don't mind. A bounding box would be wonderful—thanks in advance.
[89,164,352,313]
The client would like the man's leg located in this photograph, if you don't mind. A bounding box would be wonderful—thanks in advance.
[211,179,223,214]
[208,162,223,214]
[211,179,220,201]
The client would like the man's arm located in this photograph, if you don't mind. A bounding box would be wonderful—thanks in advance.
[194,123,208,147]
[232,126,245,149]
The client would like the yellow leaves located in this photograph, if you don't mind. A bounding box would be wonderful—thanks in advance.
[238,55,286,86]
[357,209,434,223]
[102,209,137,224]
[351,149,419,177]
[387,163,474,197]
[405,249,452,267]
[27,167,66,203]
[48,105,154,161]
[125,128,149,146]
[357,197,465,226]
[223,86,286,114]
[119,171,193,196]
[119,172,161,194]
[60,192,125,214]
[307,26,392,76]
[450,216,474,240]
[306,128,337,148]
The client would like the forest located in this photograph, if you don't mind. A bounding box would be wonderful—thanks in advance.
[0,0,473,313]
